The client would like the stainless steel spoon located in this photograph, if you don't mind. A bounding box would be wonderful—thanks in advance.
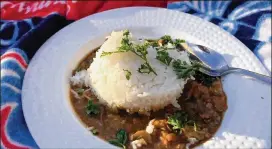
[186,43,271,85]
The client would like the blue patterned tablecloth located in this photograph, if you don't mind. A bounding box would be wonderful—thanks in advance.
[0,1,271,148]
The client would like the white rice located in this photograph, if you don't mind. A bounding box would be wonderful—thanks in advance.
[70,30,192,114]
[70,70,89,86]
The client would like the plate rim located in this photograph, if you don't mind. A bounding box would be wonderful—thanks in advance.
[22,7,270,149]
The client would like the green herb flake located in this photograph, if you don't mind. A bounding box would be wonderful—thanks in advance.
[118,43,131,52]
[101,51,112,57]
[134,44,148,57]
[116,129,128,145]
[123,30,130,36]
[156,46,168,52]
[144,39,159,47]
[156,50,173,66]
[144,37,185,49]
[174,39,185,47]
[172,60,201,79]
[194,71,218,87]
[101,50,127,57]
[167,111,196,134]
[123,69,132,80]
[160,35,173,45]
[168,112,187,133]
[138,63,152,74]
[85,100,100,115]
[108,129,128,149]
[151,41,159,47]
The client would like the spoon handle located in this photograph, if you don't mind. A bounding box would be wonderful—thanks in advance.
[222,67,271,85]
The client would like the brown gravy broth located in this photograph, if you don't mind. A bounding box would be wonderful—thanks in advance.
[70,48,228,149]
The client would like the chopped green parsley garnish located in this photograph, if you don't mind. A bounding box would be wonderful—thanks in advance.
[160,35,173,45]
[108,129,128,149]
[145,35,185,49]
[101,30,203,80]
[143,35,201,80]
[174,39,185,47]
[138,63,152,74]
[156,50,173,66]
[156,46,168,52]
[101,51,126,57]
[123,69,132,80]
[194,71,218,87]
[167,111,196,134]
[123,30,130,36]
[101,30,157,75]
[172,60,201,79]
[85,100,100,115]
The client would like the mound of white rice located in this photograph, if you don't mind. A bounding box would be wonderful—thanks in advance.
[71,30,192,114]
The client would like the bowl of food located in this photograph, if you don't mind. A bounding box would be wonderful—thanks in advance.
[22,7,271,149]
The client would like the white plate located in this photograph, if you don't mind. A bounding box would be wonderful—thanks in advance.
[22,7,271,149]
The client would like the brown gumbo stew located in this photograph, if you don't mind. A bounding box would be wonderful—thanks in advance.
[70,48,228,149]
